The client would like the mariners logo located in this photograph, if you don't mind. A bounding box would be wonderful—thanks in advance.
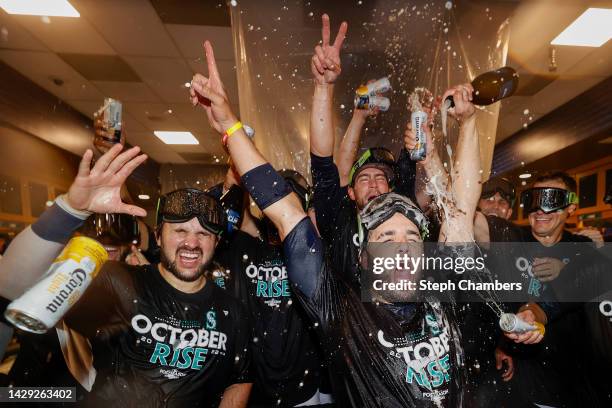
[205,310,217,330]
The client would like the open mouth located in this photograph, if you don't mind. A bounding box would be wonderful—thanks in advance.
[177,249,201,267]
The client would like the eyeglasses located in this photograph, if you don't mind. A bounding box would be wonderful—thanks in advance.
[156,188,225,235]
[520,187,578,214]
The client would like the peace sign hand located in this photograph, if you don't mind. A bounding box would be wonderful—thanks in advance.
[190,41,238,134]
[311,14,348,85]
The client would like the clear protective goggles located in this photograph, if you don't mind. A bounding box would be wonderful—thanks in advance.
[520,187,578,214]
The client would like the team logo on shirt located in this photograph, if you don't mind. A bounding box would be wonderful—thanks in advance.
[206,310,217,330]
[131,313,229,375]
[377,321,452,398]
[245,261,291,306]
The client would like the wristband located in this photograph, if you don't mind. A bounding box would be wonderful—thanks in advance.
[222,121,243,146]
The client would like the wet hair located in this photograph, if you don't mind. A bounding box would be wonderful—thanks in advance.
[532,171,576,193]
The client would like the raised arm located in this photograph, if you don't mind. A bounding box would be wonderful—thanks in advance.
[0,145,147,299]
[310,14,347,157]
[337,84,379,186]
[190,41,304,240]
[438,84,480,242]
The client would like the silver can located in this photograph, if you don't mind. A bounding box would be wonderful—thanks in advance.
[354,94,390,112]
[409,110,428,161]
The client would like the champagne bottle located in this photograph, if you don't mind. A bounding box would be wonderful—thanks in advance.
[446,66,519,107]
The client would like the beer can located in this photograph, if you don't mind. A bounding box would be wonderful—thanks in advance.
[410,111,428,161]
[96,98,122,144]
[499,313,545,335]
[356,77,392,96]
[354,94,390,112]
[4,237,108,334]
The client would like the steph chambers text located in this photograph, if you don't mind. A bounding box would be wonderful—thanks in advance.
[372,279,523,292]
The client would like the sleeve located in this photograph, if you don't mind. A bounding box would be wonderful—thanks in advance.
[394,148,418,203]
[63,262,119,340]
[283,217,342,325]
[0,202,86,300]
[310,153,349,242]
[229,302,252,384]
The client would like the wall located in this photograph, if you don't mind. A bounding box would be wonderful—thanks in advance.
[0,123,80,233]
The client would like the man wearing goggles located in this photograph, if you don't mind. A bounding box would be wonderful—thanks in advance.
[479,178,516,220]
[0,146,252,407]
[521,173,578,245]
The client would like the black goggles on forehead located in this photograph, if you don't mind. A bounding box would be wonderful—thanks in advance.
[79,213,139,246]
[156,188,225,235]
[481,178,515,205]
[521,187,578,214]
[348,148,396,185]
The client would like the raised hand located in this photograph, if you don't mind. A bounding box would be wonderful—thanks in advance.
[311,14,348,85]
[190,41,238,134]
[66,144,147,216]
[441,83,476,123]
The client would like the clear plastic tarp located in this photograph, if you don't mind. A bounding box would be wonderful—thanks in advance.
[230,0,513,182]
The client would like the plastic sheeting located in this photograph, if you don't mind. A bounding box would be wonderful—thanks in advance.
[230,0,513,181]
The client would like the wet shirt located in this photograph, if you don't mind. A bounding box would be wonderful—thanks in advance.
[217,230,324,406]
[284,217,464,408]
[311,152,418,288]
[64,262,250,408]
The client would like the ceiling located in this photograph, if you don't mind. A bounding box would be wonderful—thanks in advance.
[497,0,612,143]
[0,0,238,165]
[0,0,610,167]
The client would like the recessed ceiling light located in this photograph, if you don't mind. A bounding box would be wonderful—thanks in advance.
[184,82,191,88]
[154,131,199,145]
[0,0,80,17]
[519,173,531,179]
[167,109,173,114]
[138,194,150,200]
[551,8,612,47]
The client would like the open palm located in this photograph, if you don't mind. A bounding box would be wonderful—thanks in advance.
[66,144,147,216]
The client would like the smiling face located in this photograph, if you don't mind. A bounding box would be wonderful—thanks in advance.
[103,244,126,261]
[348,167,390,210]
[157,218,218,283]
[479,192,513,220]
[528,179,576,241]
[364,213,424,302]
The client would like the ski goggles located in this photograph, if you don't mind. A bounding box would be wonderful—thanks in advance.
[79,213,139,246]
[360,192,429,241]
[481,178,515,205]
[348,148,396,186]
[520,187,578,214]
[156,188,225,235]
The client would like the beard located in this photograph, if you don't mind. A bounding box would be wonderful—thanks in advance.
[160,245,212,282]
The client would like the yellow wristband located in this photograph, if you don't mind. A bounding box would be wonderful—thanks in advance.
[225,121,243,137]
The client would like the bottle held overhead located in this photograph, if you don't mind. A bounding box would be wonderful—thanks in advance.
[354,77,392,112]
[408,87,434,162]
[444,66,519,108]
